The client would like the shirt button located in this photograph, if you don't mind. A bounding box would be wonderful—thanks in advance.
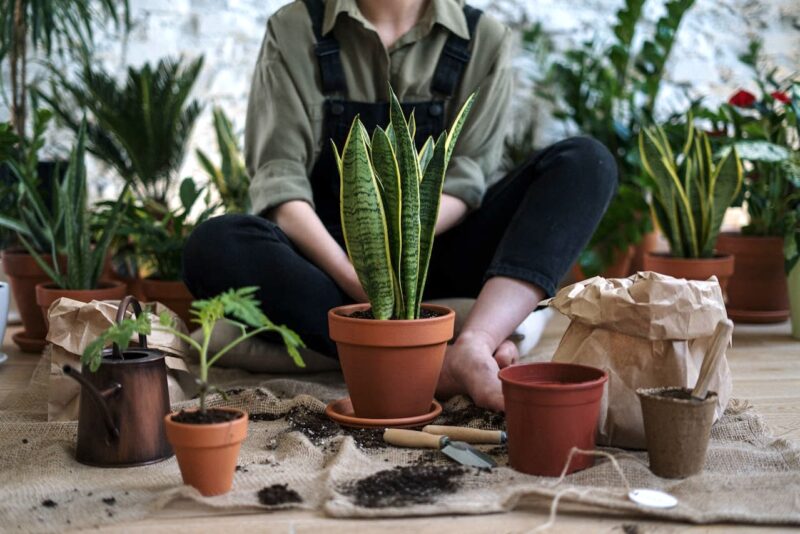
[331,103,344,115]
[429,103,443,117]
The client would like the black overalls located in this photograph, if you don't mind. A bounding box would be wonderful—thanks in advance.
[302,0,482,242]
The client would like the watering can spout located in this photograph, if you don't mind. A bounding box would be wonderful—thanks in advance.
[63,365,121,440]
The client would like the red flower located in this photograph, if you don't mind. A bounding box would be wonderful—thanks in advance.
[771,91,790,104]
[728,89,756,107]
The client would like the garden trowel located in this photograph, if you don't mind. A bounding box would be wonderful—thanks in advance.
[383,428,497,469]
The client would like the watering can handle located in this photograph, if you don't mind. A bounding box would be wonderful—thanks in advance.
[63,365,121,440]
[113,296,148,359]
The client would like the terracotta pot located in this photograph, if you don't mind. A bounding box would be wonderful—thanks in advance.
[789,264,800,340]
[643,252,734,294]
[328,303,455,419]
[35,281,127,328]
[499,362,608,477]
[715,233,789,323]
[572,246,635,281]
[630,230,663,274]
[141,279,194,328]
[164,408,248,496]
[637,387,717,479]
[1,250,65,352]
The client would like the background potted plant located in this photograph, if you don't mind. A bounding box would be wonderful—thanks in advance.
[640,115,743,292]
[85,286,305,495]
[327,89,473,420]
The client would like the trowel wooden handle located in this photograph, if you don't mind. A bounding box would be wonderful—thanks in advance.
[692,318,734,400]
[422,425,505,444]
[383,428,444,449]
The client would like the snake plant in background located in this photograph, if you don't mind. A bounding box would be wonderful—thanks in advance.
[196,107,250,213]
[332,88,475,320]
[639,118,743,259]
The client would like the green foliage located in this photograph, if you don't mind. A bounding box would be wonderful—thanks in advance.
[82,287,305,412]
[334,87,475,320]
[39,56,204,206]
[640,117,743,258]
[196,107,250,213]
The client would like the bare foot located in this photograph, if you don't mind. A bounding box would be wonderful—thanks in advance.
[436,330,505,411]
[493,339,519,368]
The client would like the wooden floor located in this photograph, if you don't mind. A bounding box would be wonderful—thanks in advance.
[2,314,799,533]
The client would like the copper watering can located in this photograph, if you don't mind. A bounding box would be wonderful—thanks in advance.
[64,296,173,467]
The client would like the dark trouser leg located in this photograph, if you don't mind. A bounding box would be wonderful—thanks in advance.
[182,214,348,356]
[425,136,617,299]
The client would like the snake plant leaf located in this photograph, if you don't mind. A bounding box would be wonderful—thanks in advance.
[639,128,685,256]
[339,117,395,319]
[371,126,405,316]
[389,88,420,318]
[704,146,742,256]
[415,132,448,314]
[445,92,477,166]
[409,110,417,141]
[331,140,343,175]
[418,137,434,178]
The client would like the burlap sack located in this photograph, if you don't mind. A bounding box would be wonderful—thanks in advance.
[546,272,733,449]
[45,297,193,421]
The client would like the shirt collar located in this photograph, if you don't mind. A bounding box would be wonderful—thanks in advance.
[322,0,469,40]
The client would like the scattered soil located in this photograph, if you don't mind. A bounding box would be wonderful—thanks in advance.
[342,428,388,450]
[285,406,340,444]
[486,445,508,457]
[342,465,465,508]
[171,409,244,424]
[257,484,303,506]
[235,465,249,473]
[249,411,285,422]
[347,308,442,320]
[102,497,116,506]
[41,499,57,508]
[22,438,28,444]
[622,524,641,534]
[435,405,505,429]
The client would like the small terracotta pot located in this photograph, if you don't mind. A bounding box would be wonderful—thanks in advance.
[715,233,789,323]
[789,264,800,340]
[643,252,734,294]
[35,281,127,327]
[141,279,194,328]
[572,246,635,281]
[328,303,455,419]
[637,387,717,479]
[164,408,248,496]
[499,362,608,477]
[1,250,64,352]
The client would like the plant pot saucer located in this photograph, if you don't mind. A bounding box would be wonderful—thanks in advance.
[12,331,46,353]
[726,308,790,324]
[325,398,442,429]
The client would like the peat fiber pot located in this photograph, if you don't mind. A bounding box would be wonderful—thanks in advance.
[141,279,193,327]
[1,250,65,352]
[328,303,455,419]
[164,408,248,496]
[498,362,607,477]
[35,281,127,328]
[715,233,789,323]
[637,387,717,479]
[643,252,734,295]
[789,264,800,340]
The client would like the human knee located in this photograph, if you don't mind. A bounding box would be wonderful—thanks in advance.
[555,136,618,200]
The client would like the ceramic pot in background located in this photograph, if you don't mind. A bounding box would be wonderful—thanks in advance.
[328,303,455,420]
[789,264,800,340]
[35,281,127,328]
[643,253,734,296]
[715,233,789,323]
[141,279,194,328]
[499,362,608,477]
[0,282,9,353]
[164,408,248,496]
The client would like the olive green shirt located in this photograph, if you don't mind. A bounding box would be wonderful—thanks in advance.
[245,0,513,215]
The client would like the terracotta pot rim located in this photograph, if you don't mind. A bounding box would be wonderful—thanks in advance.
[498,362,608,392]
[164,407,248,429]
[718,232,784,242]
[328,303,455,325]
[637,386,718,406]
[645,252,733,263]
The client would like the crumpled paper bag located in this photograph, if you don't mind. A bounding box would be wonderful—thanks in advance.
[545,271,733,449]
[46,297,193,422]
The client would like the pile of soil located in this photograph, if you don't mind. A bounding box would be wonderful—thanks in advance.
[257,484,303,506]
[342,428,388,450]
[655,389,708,403]
[249,412,285,423]
[436,404,505,429]
[285,406,340,444]
[347,308,442,320]
[341,465,465,508]
[171,409,243,424]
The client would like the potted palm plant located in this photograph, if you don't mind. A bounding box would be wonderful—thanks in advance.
[196,107,251,213]
[84,286,305,495]
[640,116,743,292]
[327,89,474,420]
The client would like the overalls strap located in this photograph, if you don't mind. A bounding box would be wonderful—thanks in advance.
[303,0,347,95]
[431,5,483,97]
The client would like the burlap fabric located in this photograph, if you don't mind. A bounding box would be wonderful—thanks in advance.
[1,350,799,533]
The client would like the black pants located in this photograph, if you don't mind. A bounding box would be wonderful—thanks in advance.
[183,137,617,356]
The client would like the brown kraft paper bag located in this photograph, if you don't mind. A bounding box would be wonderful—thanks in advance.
[545,271,733,449]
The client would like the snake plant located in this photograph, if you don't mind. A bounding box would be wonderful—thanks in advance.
[332,88,475,320]
[639,118,743,258]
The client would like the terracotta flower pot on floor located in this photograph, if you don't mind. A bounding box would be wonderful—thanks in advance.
[141,279,194,328]
[164,408,248,496]
[643,253,734,295]
[35,281,127,328]
[499,362,608,477]
[789,264,800,340]
[715,233,789,323]
[328,303,455,420]
[1,250,65,352]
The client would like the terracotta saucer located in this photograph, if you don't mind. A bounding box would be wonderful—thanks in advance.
[325,398,442,429]
[12,331,47,353]
[727,308,790,324]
